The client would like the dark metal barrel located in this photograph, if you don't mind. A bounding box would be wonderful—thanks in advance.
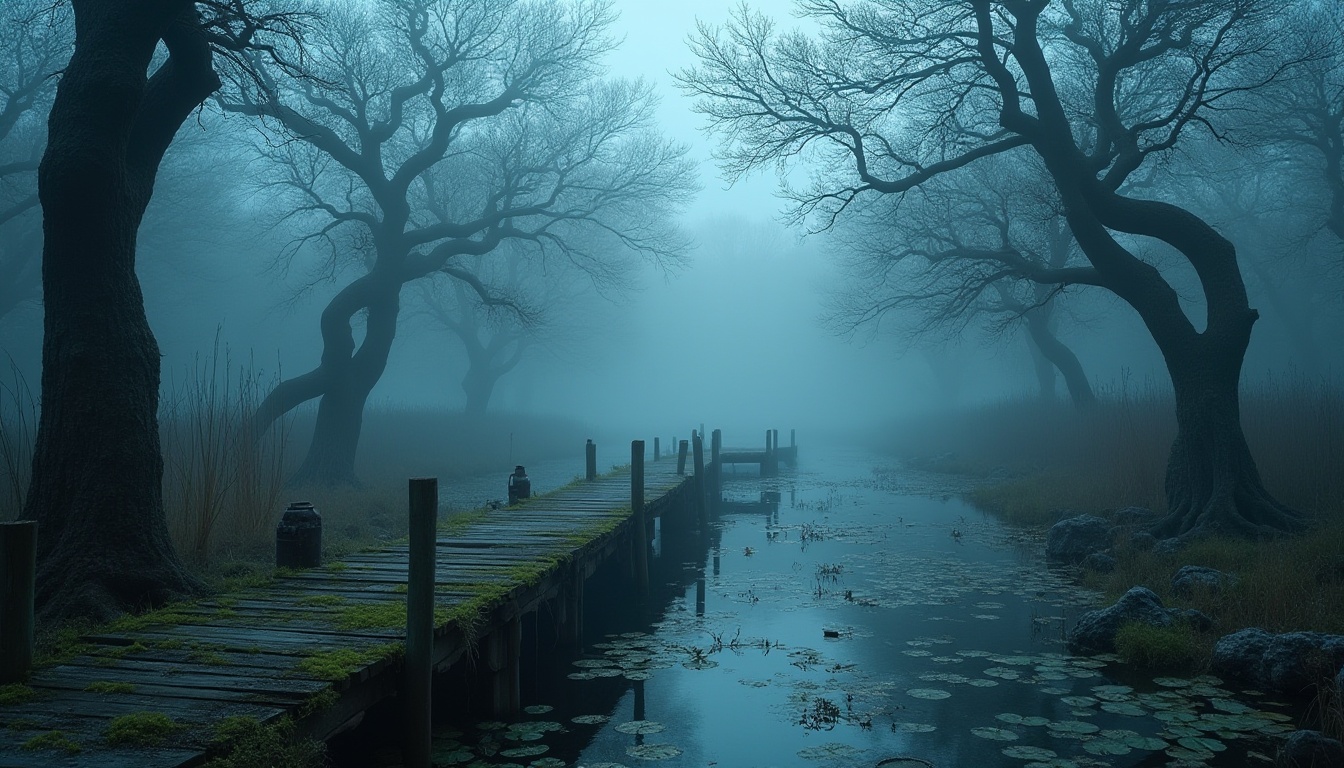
[508,466,531,505]
[276,501,322,569]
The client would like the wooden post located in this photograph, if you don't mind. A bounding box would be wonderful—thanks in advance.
[653,437,660,461]
[585,439,597,481]
[405,478,437,768]
[772,429,780,474]
[487,617,522,715]
[768,430,779,478]
[710,429,722,518]
[676,439,688,475]
[692,431,707,531]
[0,521,37,684]
[631,440,649,597]
[791,428,796,449]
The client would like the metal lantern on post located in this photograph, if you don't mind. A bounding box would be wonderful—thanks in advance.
[507,465,531,506]
[276,501,322,568]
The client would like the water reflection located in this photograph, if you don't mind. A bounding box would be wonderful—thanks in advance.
[348,447,1301,768]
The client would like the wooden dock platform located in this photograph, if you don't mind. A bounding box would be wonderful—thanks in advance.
[0,458,697,767]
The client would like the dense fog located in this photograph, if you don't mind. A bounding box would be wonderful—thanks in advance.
[3,0,1341,456]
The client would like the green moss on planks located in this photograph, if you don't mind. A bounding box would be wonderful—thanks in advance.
[103,712,185,746]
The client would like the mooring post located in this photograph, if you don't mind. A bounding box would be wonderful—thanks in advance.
[405,478,437,768]
[710,429,722,519]
[768,430,779,478]
[654,436,660,461]
[585,439,597,481]
[676,439,688,475]
[631,440,649,597]
[772,429,780,474]
[692,431,707,531]
[0,521,36,684]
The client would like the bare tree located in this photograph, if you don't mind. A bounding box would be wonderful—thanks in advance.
[418,249,540,417]
[682,0,1306,539]
[0,1,68,323]
[25,0,303,625]
[1252,3,1344,244]
[831,157,1097,407]
[223,0,693,485]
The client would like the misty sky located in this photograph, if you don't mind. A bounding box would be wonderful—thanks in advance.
[3,0,1326,457]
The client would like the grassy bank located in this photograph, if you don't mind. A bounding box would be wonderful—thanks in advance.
[883,374,1342,528]
[880,375,1344,677]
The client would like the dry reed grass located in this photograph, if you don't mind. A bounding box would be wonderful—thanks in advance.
[4,340,585,575]
[887,372,1343,525]
[159,338,291,564]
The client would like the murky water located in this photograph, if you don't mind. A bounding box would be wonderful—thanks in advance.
[348,447,1299,768]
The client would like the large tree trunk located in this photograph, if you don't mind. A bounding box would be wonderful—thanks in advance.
[291,372,371,486]
[24,1,217,624]
[288,278,401,486]
[1026,332,1057,401]
[1151,334,1305,540]
[461,365,497,417]
[1025,313,1095,409]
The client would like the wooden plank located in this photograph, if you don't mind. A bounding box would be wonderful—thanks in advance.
[0,470,696,768]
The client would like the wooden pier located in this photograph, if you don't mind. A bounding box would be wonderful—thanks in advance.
[0,449,699,767]
[716,427,798,476]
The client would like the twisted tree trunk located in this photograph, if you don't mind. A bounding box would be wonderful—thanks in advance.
[285,275,401,487]
[1024,312,1095,409]
[1152,333,1304,539]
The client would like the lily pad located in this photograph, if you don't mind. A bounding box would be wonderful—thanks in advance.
[499,744,548,758]
[571,714,609,725]
[906,688,952,700]
[1001,745,1057,760]
[797,743,864,760]
[614,720,666,735]
[626,743,682,760]
[971,727,1019,741]
[518,704,551,720]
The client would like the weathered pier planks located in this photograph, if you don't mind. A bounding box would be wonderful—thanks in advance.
[0,456,696,767]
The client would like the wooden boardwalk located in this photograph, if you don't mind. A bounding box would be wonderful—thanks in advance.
[0,460,696,768]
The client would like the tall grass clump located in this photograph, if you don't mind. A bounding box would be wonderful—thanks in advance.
[0,359,37,522]
[1114,621,1199,670]
[160,336,289,563]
